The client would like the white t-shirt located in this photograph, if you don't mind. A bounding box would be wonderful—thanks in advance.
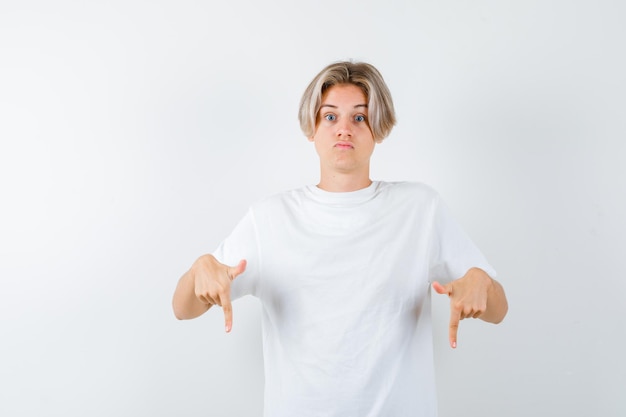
[213,181,496,417]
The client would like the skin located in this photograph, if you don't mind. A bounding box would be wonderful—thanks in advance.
[172,255,245,332]
[308,83,376,192]
[172,83,508,346]
[433,268,507,348]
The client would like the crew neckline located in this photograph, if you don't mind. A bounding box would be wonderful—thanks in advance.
[305,181,382,205]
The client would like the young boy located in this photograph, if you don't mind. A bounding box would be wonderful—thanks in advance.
[173,61,508,417]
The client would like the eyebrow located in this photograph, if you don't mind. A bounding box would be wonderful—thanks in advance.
[320,104,368,109]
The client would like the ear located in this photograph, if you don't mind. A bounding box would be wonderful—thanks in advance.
[307,136,315,142]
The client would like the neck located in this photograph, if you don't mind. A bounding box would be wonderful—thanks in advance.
[317,172,372,192]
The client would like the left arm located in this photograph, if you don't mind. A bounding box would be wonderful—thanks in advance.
[433,267,508,348]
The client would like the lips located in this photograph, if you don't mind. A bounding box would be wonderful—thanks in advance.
[334,141,354,149]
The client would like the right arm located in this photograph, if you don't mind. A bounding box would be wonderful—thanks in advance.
[172,254,246,332]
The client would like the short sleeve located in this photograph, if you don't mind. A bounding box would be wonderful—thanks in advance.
[212,208,261,300]
[428,195,496,283]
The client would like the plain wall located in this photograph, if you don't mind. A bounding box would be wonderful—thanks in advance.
[1,1,624,416]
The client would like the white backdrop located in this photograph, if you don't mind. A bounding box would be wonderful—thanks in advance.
[1,1,624,416]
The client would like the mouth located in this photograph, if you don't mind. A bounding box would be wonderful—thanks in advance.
[334,141,354,149]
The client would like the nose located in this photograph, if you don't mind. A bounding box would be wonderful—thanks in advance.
[336,120,353,137]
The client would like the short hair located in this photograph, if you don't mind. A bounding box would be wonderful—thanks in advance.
[298,61,397,143]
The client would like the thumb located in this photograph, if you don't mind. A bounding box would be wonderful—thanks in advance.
[432,281,450,296]
[228,259,247,280]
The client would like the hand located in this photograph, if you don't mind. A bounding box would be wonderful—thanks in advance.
[192,255,247,333]
[432,268,493,349]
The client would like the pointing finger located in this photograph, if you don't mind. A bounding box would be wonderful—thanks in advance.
[220,290,233,333]
[449,308,460,349]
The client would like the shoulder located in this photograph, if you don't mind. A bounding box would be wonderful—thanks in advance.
[248,186,309,212]
[376,181,441,204]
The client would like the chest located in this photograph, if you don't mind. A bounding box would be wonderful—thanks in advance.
[256,205,433,316]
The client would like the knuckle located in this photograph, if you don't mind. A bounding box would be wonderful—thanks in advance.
[195,290,210,300]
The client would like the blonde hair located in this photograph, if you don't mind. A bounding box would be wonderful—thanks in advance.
[298,61,396,142]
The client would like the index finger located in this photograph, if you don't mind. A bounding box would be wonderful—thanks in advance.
[220,290,233,333]
[449,309,460,349]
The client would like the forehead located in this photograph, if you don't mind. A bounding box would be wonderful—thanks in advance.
[321,84,367,106]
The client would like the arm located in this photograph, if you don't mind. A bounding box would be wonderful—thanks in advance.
[172,254,246,332]
[433,267,508,348]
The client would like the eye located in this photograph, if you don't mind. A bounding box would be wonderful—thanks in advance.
[324,114,336,122]
[354,114,366,122]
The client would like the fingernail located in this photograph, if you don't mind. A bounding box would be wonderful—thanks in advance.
[452,341,457,349]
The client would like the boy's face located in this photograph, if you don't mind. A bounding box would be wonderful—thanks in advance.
[309,83,375,178]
